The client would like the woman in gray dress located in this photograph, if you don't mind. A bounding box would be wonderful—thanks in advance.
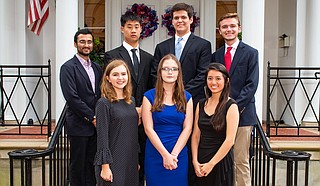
[94,59,139,186]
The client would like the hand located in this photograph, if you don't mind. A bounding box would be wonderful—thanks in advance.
[162,153,178,170]
[193,161,203,177]
[136,107,142,126]
[100,166,113,182]
[199,162,214,177]
[92,118,96,127]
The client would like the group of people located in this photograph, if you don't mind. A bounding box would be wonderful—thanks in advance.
[60,2,258,186]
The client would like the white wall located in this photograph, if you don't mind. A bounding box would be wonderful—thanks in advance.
[264,0,279,121]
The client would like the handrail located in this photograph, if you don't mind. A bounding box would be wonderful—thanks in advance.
[8,104,68,186]
[252,115,311,186]
[8,105,66,159]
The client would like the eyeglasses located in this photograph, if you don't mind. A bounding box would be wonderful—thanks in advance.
[161,67,179,72]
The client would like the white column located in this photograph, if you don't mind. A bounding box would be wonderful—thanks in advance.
[305,0,320,67]
[55,0,78,120]
[200,0,215,52]
[241,0,265,121]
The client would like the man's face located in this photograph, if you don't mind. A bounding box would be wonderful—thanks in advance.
[172,10,193,37]
[121,20,141,45]
[74,34,93,57]
[218,17,241,43]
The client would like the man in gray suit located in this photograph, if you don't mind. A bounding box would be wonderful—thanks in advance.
[104,12,153,186]
[60,29,103,186]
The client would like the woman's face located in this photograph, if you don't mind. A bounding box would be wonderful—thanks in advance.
[108,65,128,90]
[206,69,225,94]
[160,59,179,84]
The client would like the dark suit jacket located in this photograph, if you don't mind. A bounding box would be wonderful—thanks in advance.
[60,55,103,136]
[212,41,259,126]
[152,33,212,105]
[104,45,153,106]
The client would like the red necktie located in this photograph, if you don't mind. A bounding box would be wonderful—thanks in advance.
[224,47,232,72]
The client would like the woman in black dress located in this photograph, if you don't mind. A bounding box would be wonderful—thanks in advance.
[191,63,239,186]
[94,59,139,186]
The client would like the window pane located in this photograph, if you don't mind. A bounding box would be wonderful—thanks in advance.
[84,0,105,27]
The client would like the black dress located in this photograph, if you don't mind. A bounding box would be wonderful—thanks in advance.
[94,97,139,186]
[196,98,236,186]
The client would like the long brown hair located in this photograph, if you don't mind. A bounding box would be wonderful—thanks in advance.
[100,59,132,104]
[205,63,230,131]
[152,54,187,113]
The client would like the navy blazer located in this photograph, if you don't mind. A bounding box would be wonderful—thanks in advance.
[152,33,212,105]
[212,41,259,126]
[60,55,103,136]
[104,45,153,106]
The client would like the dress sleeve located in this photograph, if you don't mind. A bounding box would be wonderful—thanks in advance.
[94,98,113,165]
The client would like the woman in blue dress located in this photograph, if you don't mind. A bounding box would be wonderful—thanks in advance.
[142,54,193,186]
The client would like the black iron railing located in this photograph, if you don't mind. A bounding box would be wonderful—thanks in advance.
[8,105,69,186]
[0,61,51,137]
[267,62,320,137]
[251,116,311,186]
[8,109,311,186]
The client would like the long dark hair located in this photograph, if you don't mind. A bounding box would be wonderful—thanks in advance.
[205,63,230,131]
[152,54,186,113]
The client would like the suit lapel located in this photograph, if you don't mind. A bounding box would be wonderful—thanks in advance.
[137,50,147,83]
[179,34,194,63]
[230,41,245,75]
[118,45,138,83]
[91,62,101,93]
[74,56,93,92]
[169,37,175,55]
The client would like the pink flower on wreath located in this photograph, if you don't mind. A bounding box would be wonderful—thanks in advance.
[161,7,200,36]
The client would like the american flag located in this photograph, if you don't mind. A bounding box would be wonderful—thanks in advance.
[27,0,49,36]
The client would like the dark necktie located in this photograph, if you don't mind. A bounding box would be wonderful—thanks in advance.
[131,49,139,77]
[175,37,183,60]
[224,47,232,72]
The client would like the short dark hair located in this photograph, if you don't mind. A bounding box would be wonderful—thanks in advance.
[120,11,142,27]
[170,3,194,19]
[218,13,241,28]
[74,29,94,43]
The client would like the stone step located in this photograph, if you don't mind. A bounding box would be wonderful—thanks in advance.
[0,139,48,159]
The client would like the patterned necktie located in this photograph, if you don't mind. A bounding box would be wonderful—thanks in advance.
[224,47,232,72]
[131,49,139,77]
[175,37,183,61]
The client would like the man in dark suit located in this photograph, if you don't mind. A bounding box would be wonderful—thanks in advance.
[152,3,212,108]
[212,13,259,186]
[152,3,212,186]
[60,29,103,186]
[104,12,153,186]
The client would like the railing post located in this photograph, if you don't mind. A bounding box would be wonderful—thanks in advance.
[286,160,294,186]
[25,158,32,186]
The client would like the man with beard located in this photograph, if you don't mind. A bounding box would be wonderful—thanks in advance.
[212,13,259,186]
[60,29,103,186]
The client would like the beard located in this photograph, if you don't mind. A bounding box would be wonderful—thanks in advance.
[77,47,92,56]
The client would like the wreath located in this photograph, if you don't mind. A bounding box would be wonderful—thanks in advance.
[126,3,159,39]
[161,7,200,36]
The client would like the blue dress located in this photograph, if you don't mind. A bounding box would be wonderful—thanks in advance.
[144,88,191,186]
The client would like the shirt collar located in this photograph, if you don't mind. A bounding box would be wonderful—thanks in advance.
[123,41,139,52]
[76,54,91,67]
[175,32,191,42]
[225,38,240,50]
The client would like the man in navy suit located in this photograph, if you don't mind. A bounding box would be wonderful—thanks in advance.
[60,29,103,186]
[104,12,153,186]
[212,13,259,186]
[152,3,212,186]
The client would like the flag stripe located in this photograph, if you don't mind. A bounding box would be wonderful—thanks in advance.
[27,0,49,36]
